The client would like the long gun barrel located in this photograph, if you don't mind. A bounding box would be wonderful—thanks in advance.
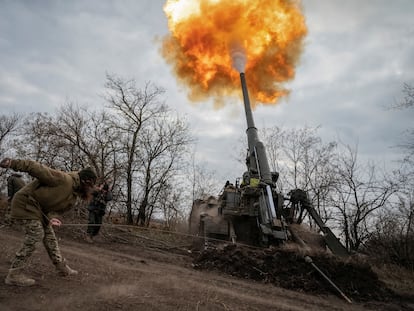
[239,73,273,185]
[239,72,285,239]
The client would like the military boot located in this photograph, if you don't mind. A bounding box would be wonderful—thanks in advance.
[5,267,36,286]
[55,261,78,276]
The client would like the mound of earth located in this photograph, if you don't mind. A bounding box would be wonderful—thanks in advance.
[192,244,398,303]
[1,219,413,311]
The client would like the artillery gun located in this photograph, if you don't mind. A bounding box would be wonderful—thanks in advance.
[189,70,349,258]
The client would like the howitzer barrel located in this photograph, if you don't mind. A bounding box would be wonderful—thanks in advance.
[239,73,272,184]
[240,73,259,153]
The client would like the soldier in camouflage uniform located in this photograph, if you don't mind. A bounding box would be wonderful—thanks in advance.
[5,173,25,224]
[0,158,97,287]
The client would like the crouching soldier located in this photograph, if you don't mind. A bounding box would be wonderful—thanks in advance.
[0,158,97,286]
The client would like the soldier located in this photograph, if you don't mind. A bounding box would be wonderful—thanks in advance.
[85,181,113,243]
[7,173,25,201]
[0,158,97,287]
[5,173,26,224]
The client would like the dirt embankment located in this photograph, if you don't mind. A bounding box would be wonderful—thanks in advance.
[193,244,399,303]
[0,223,413,311]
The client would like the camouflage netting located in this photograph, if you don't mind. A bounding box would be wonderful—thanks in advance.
[192,244,397,302]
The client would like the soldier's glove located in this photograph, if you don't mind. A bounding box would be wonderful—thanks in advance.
[0,158,11,168]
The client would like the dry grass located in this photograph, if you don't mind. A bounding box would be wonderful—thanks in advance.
[373,263,414,297]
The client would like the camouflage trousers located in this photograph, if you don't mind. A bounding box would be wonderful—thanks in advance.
[10,219,63,269]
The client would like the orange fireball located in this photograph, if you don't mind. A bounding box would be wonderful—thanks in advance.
[162,0,307,108]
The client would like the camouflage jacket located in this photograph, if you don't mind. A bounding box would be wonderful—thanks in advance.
[9,159,83,223]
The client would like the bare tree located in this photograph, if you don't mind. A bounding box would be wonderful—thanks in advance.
[189,152,221,202]
[330,143,399,251]
[0,113,20,154]
[153,182,184,230]
[367,186,414,268]
[135,112,193,226]
[397,83,414,109]
[15,112,74,168]
[392,83,414,168]
[261,126,338,223]
[52,103,99,170]
[0,113,21,185]
[365,83,414,266]
[104,74,172,225]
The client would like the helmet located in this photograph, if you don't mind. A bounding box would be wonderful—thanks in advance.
[78,167,97,184]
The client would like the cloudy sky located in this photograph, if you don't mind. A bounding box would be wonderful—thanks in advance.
[1,0,413,182]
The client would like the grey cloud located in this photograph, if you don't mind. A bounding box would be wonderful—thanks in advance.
[0,0,412,175]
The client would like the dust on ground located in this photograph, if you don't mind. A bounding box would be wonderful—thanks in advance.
[0,221,413,311]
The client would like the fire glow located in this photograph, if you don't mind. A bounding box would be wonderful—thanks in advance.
[161,0,307,108]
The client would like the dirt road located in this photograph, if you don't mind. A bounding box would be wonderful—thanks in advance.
[0,225,411,311]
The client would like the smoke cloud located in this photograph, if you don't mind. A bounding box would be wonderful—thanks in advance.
[162,0,307,108]
[230,45,246,73]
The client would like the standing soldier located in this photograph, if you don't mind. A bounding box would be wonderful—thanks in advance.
[5,173,26,224]
[85,181,113,243]
[0,158,97,287]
